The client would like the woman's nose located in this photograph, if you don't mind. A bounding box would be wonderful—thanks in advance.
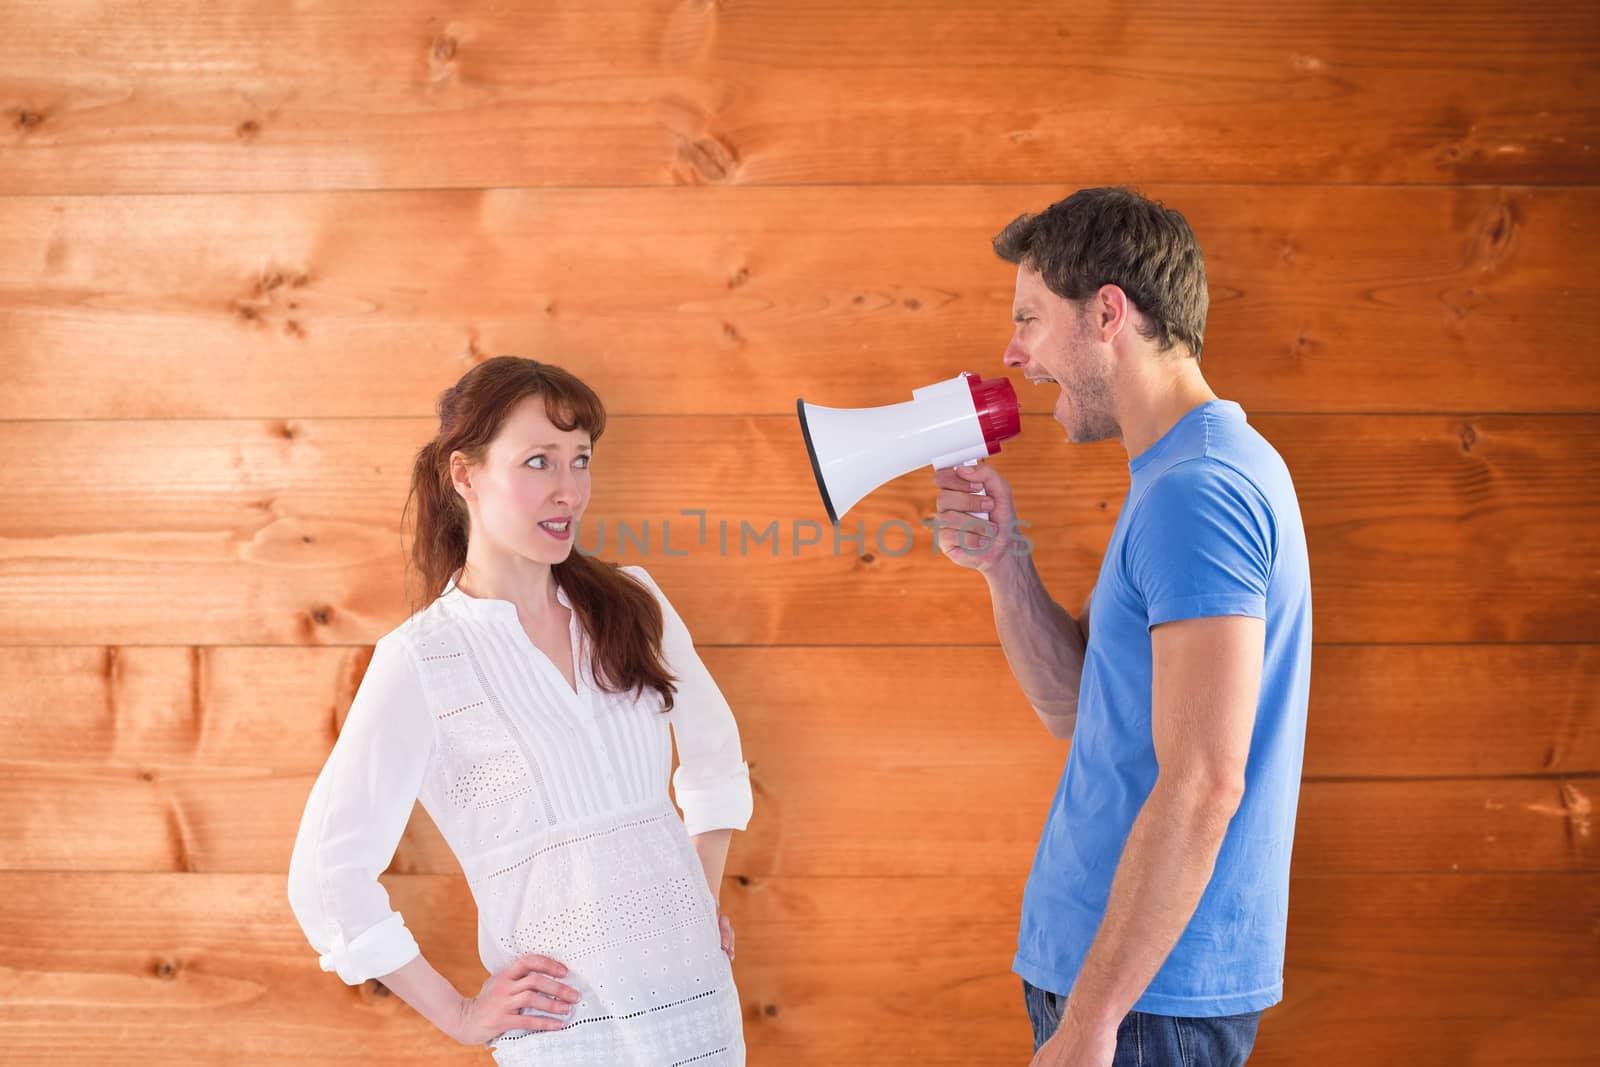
[552,467,580,504]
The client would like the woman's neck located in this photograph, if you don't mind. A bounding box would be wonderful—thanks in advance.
[456,554,560,617]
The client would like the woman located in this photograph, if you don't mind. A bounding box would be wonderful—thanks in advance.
[287,357,753,1065]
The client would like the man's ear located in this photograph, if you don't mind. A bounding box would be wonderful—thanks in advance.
[1094,283,1132,341]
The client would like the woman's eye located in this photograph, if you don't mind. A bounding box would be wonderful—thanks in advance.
[525,455,590,469]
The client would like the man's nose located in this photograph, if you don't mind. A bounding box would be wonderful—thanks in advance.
[1002,339,1027,368]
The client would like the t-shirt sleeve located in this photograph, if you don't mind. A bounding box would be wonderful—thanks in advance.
[1126,458,1276,629]
[623,564,753,836]
[286,634,434,984]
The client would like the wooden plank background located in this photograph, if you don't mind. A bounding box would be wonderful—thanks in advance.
[1,1,1596,1064]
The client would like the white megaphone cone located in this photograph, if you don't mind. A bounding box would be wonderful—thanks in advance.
[797,371,1022,523]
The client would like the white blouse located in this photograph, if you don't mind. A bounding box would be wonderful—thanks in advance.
[287,563,753,1066]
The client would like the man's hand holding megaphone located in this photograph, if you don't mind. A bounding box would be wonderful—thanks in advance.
[933,459,1025,574]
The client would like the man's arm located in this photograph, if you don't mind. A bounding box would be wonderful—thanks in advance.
[1048,614,1264,1049]
[984,553,1092,740]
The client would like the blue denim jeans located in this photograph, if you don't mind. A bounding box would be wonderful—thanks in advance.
[1022,978,1262,1066]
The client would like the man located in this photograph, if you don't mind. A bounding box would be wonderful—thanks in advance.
[933,187,1312,1067]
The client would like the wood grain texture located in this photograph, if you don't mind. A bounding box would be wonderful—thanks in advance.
[6,645,1594,778]
[2,1,1595,194]
[0,872,1593,1064]
[5,766,1594,878]
[4,642,1594,878]
[2,1,1595,1062]
[0,415,1594,646]
[1,185,1595,420]
[4,643,1594,876]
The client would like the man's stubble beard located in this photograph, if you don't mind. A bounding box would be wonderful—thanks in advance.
[1062,322,1119,445]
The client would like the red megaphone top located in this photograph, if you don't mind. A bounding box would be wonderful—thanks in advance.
[963,372,1022,455]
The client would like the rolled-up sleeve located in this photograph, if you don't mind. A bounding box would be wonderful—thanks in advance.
[286,634,433,984]
[624,565,754,836]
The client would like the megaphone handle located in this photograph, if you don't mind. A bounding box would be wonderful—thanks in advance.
[959,458,989,521]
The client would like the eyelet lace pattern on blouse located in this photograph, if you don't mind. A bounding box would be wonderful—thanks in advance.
[287,564,751,1067]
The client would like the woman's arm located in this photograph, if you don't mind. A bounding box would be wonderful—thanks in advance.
[624,565,750,964]
[623,565,755,836]
[377,953,473,1038]
[286,637,433,985]
[692,828,737,960]
[691,828,734,907]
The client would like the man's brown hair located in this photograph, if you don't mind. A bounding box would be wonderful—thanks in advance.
[993,186,1209,361]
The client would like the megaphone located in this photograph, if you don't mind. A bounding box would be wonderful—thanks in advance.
[796,371,1021,523]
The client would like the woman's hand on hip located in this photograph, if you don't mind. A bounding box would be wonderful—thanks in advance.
[450,953,581,1045]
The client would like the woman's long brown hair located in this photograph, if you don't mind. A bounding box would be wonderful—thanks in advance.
[402,356,678,712]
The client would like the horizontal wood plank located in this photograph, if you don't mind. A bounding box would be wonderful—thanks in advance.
[2,185,1596,419]
[1302,645,1599,778]
[5,645,1594,779]
[0,871,1592,1064]
[4,642,1594,877]
[0,415,1594,646]
[2,2,1595,194]
[3,756,1591,876]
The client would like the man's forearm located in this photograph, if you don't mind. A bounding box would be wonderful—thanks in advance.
[378,951,467,1040]
[691,828,733,908]
[984,553,1086,735]
[1059,779,1242,1035]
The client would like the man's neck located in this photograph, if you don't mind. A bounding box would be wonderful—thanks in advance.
[1116,361,1219,461]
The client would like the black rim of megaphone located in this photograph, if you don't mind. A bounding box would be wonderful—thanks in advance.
[795,398,840,526]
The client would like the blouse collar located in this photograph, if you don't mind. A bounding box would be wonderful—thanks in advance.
[440,568,572,618]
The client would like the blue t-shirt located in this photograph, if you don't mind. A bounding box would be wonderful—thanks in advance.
[1012,399,1313,1016]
